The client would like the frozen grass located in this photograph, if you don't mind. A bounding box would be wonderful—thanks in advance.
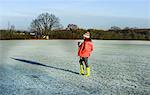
[0,40,150,95]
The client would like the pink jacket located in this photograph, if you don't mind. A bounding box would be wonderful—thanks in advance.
[78,40,93,57]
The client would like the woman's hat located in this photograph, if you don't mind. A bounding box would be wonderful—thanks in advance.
[83,32,90,38]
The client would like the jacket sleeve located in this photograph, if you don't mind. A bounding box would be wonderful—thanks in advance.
[78,42,84,56]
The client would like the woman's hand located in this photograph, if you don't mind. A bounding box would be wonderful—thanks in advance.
[78,42,81,47]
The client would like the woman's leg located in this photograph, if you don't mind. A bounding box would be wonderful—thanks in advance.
[79,58,84,66]
[83,57,88,68]
[83,57,90,76]
[79,58,84,75]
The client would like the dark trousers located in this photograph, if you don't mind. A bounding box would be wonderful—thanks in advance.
[79,57,89,68]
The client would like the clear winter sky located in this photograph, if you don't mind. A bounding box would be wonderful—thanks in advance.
[0,0,150,30]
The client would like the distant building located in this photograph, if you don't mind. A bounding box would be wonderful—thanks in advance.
[16,32,25,35]
[30,32,35,36]
[43,35,49,40]
[32,31,42,38]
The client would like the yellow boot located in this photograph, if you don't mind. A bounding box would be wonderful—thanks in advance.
[80,65,84,75]
[86,67,90,77]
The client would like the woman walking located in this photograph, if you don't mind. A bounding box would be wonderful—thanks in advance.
[78,32,94,76]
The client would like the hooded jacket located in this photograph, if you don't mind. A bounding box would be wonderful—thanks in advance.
[78,39,93,57]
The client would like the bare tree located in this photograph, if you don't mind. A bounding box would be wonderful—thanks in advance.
[110,26,121,31]
[30,13,62,36]
[124,27,130,30]
[10,25,15,31]
[66,24,78,30]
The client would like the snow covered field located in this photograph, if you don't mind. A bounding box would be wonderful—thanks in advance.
[0,40,150,95]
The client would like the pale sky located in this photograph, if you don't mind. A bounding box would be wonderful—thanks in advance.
[0,0,150,30]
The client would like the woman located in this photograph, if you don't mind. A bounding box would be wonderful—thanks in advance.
[78,32,94,76]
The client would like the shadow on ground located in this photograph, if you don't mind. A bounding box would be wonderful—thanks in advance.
[11,57,79,75]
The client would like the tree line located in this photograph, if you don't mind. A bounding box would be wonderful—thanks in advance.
[0,28,150,40]
[0,12,150,40]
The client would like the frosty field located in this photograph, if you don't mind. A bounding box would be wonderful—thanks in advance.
[0,40,150,95]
